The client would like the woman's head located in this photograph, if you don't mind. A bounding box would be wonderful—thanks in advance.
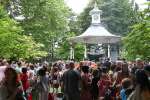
[30,64,34,70]
[121,62,129,73]
[22,67,27,74]
[81,66,89,73]
[92,69,99,78]
[4,67,17,85]
[69,62,75,69]
[121,78,131,89]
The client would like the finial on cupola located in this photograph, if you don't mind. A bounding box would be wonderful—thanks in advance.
[90,2,102,25]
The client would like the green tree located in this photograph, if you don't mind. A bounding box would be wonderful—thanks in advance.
[1,0,85,60]
[77,0,138,35]
[123,3,150,60]
[0,5,47,60]
[55,31,84,60]
[19,0,69,60]
[75,0,139,59]
[54,9,85,60]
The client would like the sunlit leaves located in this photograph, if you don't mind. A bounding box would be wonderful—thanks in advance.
[0,5,47,60]
[123,3,150,60]
[20,0,69,59]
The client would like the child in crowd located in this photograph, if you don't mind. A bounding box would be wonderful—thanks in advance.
[120,78,132,100]
[20,67,30,99]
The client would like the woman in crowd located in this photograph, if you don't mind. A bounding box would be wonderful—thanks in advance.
[20,67,30,99]
[98,68,112,100]
[120,78,132,100]
[0,67,25,100]
[80,65,92,100]
[91,69,100,100]
[128,69,150,100]
[51,65,59,93]
[36,68,49,100]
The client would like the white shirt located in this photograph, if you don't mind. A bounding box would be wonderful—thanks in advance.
[0,66,7,81]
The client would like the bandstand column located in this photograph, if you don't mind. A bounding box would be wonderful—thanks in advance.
[84,44,87,59]
[107,44,110,58]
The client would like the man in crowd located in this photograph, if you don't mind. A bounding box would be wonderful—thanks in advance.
[62,61,81,100]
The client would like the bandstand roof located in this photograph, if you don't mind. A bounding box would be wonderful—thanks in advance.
[69,2,121,44]
[69,24,121,44]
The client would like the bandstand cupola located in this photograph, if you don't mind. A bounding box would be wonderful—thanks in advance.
[90,2,102,24]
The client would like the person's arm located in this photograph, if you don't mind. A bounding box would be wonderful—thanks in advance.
[60,72,65,92]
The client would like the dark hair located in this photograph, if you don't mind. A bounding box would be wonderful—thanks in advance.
[131,67,138,75]
[122,63,129,73]
[144,65,150,73]
[30,64,34,70]
[115,67,121,72]
[121,78,131,89]
[81,66,89,73]
[135,69,150,91]
[4,67,17,86]
[53,63,57,67]
[102,67,107,73]
[43,65,47,71]
[17,62,22,66]
[22,67,27,74]
[69,62,75,69]
[92,69,99,78]
[38,68,46,76]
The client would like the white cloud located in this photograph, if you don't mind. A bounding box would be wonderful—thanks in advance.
[135,0,147,9]
[65,0,89,14]
[135,0,147,4]
[65,0,148,14]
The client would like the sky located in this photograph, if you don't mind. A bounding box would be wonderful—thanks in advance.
[65,0,147,14]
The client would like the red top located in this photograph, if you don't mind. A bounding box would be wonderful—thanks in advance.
[98,74,111,97]
[81,73,92,100]
[20,73,30,91]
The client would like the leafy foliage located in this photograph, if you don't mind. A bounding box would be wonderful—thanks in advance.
[123,3,150,60]
[18,0,69,60]
[55,32,84,60]
[0,5,47,60]
[74,0,139,60]
[100,0,138,35]
[77,0,138,35]
[1,0,82,61]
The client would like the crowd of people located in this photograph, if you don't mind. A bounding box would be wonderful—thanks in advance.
[0,58,150,100]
